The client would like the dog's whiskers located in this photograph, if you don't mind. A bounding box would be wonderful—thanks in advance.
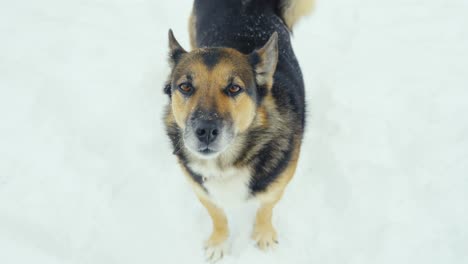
[172,137,184,155]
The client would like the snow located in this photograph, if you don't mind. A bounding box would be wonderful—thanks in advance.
[1,0,467,263]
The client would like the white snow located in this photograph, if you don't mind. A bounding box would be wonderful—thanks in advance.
[1,0,467,263]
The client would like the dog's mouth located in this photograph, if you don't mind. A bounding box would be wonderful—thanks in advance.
[196,146,220,157]
[199,147,214,154]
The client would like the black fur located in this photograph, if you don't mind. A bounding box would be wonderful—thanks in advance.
[201,50,222,69]
[170,49,185,65]
[164,115,206,187]
[167,0,306,195]
[193,0,305,127]
[192,0,305,194]
[163,83,171,97]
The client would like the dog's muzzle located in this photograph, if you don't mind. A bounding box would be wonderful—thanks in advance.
[194,119,221,146]
[183,113,233,158]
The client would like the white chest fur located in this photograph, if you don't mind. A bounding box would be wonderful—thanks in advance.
[188,160,252,208]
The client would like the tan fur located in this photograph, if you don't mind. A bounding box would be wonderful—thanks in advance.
[198,194,229,247]
[170,51,257,134]
[211,61,256,133]
[253,137,302,249]
[253,32,278,88]
[252,200,279,250]
[179,164,229,248]
[180,137,302,251]
[281,0,315,30]
[256,106,269,127]
[256,138,301,202]
[188,11,197,49]
[231,94,287,166]
[166,28,303,257]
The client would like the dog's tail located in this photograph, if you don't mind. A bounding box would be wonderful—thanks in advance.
[276,0,315,30]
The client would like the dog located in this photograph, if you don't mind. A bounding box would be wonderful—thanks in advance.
[163,0,313,261]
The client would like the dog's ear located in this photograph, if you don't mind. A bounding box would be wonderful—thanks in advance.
[163,81,172,98]
[249,32,279,88]
[168,29,187,67]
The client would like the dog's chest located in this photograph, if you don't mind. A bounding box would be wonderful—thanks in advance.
[188,161,252,208]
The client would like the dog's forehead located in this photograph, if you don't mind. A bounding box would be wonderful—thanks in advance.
[197,48,247,69]
[173,48,253,83]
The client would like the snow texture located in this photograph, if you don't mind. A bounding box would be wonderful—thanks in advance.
[1,0,467,263]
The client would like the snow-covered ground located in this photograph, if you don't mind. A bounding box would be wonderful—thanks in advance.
[1,0,467,263]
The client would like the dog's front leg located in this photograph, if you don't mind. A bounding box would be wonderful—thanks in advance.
[197,194,229,262]
[252,143,301,250]
[252,193,282,250]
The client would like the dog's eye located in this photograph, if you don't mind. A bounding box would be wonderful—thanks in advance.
[178,83,194,95]
[226,84,243,96]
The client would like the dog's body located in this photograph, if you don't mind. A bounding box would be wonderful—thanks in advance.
[164,0,313,261]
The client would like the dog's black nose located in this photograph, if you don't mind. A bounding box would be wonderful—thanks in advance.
[195,120,220,145]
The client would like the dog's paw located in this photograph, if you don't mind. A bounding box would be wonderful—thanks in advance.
[204,239,229,263]
[252,225,278,251]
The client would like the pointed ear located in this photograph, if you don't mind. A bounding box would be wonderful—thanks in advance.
[249,32,279,87]
[168,29,187,67]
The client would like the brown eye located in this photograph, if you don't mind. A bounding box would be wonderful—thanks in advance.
[178,83,194,95]
[226,84,243,96]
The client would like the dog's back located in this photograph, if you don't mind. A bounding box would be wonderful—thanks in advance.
[191,0,313,128]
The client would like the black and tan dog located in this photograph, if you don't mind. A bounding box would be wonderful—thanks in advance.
[164,0,313,261]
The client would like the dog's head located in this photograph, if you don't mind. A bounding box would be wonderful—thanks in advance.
[165,30,278,159]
